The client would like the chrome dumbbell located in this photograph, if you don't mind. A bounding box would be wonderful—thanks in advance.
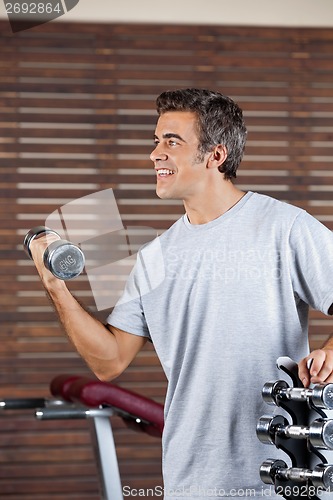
[262,380,333,410]
[257,415,333,450]
[260,459,333,490]
[24,226,85,280]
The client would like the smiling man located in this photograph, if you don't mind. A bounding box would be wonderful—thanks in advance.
[152,101,246,225]
[30,88,333,499]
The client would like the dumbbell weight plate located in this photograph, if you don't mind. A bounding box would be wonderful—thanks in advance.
[312,464,333,490]
[44,240,85,280]
[312,384,333,410]
[310,419,333,450]
[256,415,288,445]
[259,459,288,485]
[261,380,289,405]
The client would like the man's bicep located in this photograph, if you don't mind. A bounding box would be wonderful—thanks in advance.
[107,324,148,367]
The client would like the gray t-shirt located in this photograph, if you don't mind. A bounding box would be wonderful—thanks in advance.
[107,192,333,499]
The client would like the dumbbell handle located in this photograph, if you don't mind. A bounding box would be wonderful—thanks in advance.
[280,384,333,410]
[281,424,310,439]
[278,465,333,489]
[281,467,319,483]
[282,419,333,449]
[283,465,332,489]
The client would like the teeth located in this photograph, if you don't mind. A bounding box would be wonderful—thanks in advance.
[157,169,174,175]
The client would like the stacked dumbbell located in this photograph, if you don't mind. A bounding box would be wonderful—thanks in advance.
[260,460,333,495]
[257,360,333,500]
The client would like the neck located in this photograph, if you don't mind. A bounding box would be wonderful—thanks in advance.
[184,183,246,225]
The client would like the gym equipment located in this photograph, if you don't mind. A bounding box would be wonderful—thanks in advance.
[0,375,164,500]
[257,357,333,500]
[257,415,333,450]
[23,225,85,280]
[262,380,333,410]
[260,459,333,490]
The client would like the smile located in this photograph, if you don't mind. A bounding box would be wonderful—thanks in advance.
[156,169,175,176]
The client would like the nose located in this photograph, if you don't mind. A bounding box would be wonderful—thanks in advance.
[150,144,168,163]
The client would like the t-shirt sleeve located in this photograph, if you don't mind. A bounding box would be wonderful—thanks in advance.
[106,255,151,339]
[106,235,166,339]
[289,211,333,315]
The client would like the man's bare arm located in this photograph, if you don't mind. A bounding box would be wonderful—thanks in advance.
[29,234,147,381]
[298,301,333,387]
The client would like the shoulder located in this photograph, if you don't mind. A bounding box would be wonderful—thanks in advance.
[244,192,330,239]
[248,193,332,242]
[248,192,304,219]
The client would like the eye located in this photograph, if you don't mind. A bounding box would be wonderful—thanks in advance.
[168,139,178,147]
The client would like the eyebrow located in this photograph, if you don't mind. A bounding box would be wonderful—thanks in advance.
[154,133,187,143]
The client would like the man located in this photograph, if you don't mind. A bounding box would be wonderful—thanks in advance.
[30,88,333,499]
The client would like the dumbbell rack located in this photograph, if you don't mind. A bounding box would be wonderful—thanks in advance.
[257,357,333,500]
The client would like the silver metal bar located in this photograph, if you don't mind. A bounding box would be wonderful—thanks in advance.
[89,416,123,500]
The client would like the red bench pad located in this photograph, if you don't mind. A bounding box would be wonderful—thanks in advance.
[50,375,164,437]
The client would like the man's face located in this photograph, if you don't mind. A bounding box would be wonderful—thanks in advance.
[150,111,209,201]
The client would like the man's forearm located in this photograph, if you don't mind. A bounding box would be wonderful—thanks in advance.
[29,234,146,380]
[45,280,122,380]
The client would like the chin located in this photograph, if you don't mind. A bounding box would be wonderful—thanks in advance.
[156,186,182,201]
[156,189,170,200]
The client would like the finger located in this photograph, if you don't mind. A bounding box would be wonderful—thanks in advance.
[311,356,333,384]
[298,351,327,387]
[311,373,333,385]
[298,357,312,387]
[309,350,326,378]
[29,235,60,282]
[322,373,333,384]
[30,233,59,263]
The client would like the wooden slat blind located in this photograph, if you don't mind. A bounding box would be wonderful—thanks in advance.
[0,20,333,498]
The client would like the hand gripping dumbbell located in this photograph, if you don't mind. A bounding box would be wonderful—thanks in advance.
[262,380,333,410]
[257,415,333,450]
[24,226,85,280]
[260,459,333,491]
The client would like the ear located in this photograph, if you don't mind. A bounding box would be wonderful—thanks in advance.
[207,145,228,169]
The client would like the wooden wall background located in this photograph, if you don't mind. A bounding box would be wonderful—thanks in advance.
[0,20,333,499]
